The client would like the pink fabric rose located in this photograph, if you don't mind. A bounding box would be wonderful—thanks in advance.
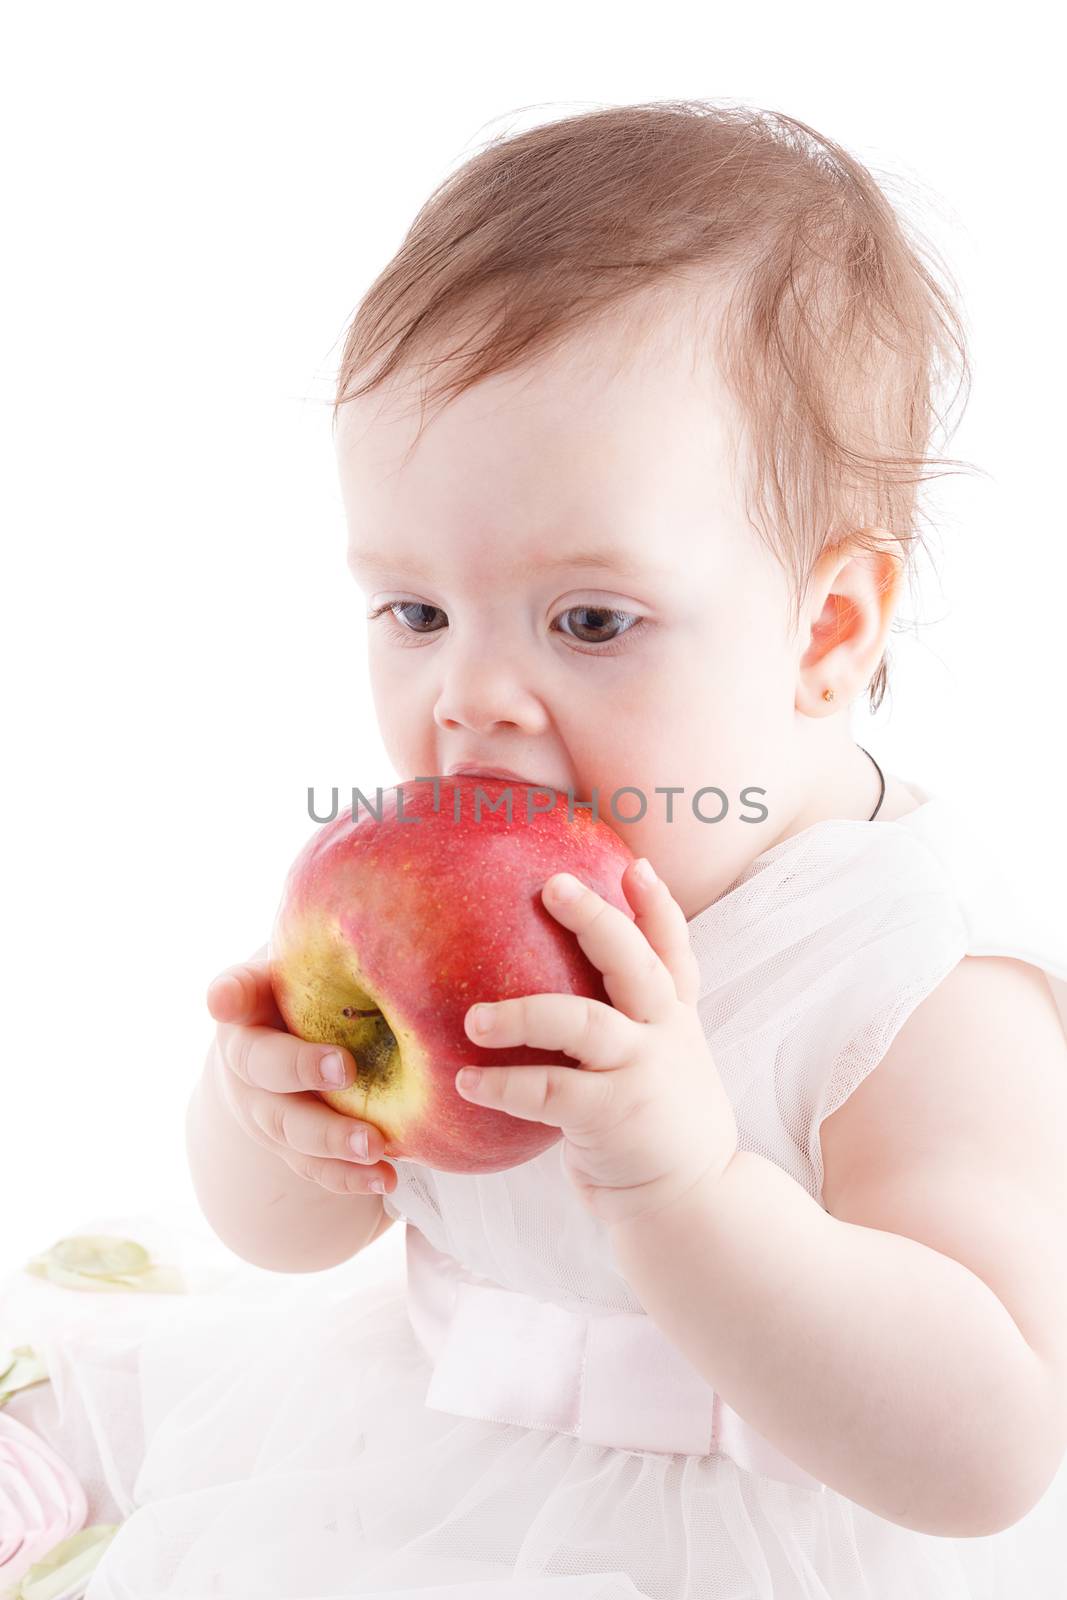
[0,1410,87,1586]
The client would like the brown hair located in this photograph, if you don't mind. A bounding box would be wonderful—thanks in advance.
[333,99,984,712]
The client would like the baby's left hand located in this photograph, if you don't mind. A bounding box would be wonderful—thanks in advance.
[455,859,740,1226]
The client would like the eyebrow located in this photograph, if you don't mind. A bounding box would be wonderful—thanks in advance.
[346,546,671,581]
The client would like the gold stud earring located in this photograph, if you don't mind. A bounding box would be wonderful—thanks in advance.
[822,688,835,703]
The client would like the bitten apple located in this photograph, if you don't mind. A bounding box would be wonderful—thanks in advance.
[269,775,637,1174]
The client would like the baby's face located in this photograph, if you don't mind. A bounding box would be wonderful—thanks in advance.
[335,304,804,916]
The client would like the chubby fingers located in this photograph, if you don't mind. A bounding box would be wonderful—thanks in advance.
[620,858,702,1010]
[539,868,682,1023]
[456,986,637,1132]
[464,989,634,1071]
[454,1054,615,1133]
[207,943,285,1029]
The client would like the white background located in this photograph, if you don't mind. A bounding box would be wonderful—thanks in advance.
[2,3,1063,1287]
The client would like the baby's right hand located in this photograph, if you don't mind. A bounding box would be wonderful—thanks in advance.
[205,944,396,1198]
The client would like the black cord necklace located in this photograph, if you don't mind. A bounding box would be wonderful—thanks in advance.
[857,745,886,821]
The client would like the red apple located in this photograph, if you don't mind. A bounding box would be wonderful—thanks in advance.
[268,775,637,1173]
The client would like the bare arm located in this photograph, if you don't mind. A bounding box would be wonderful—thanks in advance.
[609,1150,1062,1539]
[186,1039,394,1274]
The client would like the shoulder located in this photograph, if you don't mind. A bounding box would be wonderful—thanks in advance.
[820,953,1067,1365]
[873,773,928,822]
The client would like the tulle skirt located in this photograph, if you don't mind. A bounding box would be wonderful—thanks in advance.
[1,1211,1064,1600]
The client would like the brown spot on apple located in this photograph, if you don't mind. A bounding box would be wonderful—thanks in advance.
[271,917,407,1097]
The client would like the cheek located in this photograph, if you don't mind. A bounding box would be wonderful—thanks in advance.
[365,654,423,763]
[613,678,784,822]
[368,656,461,792]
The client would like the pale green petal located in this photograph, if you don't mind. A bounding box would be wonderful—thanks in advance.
[48,1237,150,1277]
[2,1524,121,1600]
[94,1263,186,1294]
[0,1343,49,1407]
[22,1236,188,1296]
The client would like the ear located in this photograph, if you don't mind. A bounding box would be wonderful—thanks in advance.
[797,535,902,711]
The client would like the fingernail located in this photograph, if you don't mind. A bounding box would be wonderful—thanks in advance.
[211,975,240,1004]
[369,1178,385,1194]
[634,858,656,886]
[348,1128,368,1158]
[321,1052,346,1087]
[552,873,581,902]
[467,1004,494,1035]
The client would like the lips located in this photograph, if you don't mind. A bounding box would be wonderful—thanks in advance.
[445,766,591,804]
[447,764,536,785]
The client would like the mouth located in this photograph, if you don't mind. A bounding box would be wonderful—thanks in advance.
[444,765,591,804]
[447,764,537,785]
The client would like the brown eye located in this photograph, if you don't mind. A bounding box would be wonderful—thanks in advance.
[366,599,646,655]
[554,605,639,646]
[367,601,446,635]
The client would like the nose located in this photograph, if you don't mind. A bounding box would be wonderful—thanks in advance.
[432,639,550,738]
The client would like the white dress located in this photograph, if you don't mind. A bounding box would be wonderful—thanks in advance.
[3,784,1067,1599]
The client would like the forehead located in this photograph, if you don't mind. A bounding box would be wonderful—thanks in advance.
[334,290,748,577]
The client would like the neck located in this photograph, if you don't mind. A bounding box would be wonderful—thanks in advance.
[762,740,885,854]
